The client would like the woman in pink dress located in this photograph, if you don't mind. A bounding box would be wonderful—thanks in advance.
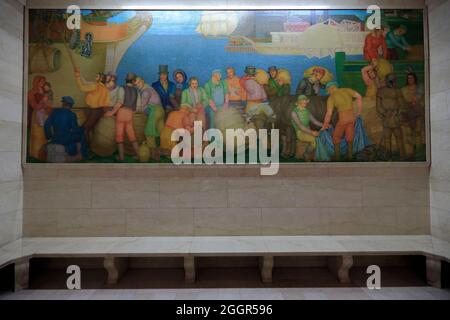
[28,75,48,160]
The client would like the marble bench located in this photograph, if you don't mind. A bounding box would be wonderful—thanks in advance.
[1,235,449,291]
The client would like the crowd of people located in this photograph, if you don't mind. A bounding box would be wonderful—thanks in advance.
[27,24,424,162]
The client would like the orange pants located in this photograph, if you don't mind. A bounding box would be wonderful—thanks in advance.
[333,111,355,144]
[115,107,136,143]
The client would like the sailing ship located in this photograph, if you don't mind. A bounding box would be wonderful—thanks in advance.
[196,11,239,38]
[80,12,153,43]
[78,12,153,72]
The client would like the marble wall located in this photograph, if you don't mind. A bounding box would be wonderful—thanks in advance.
[0,0,24,247]
[22,166,430,237]
[428,0,450,243]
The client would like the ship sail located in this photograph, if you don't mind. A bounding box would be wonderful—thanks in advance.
[196,11,239,37]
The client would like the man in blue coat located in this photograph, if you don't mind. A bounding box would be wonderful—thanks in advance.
[44,96,88,160]
[152,64,177,113]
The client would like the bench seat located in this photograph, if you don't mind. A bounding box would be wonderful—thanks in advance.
[1,235,448,290]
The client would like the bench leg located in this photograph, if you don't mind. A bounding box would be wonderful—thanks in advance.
[103,257,128,285]
[426,256,441,288]
[259,256,274,283]
[184,256,196,284]
[14,258,30,291]
[328,255,353,284]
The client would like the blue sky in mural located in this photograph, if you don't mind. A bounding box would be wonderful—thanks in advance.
[116,10,366,90]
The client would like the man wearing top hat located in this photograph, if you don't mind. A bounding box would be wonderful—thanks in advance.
[152,64,177,114]
[105,72,141,161]
[44,96,88,161]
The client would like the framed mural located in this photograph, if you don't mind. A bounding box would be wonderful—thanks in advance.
[25,8,427,164]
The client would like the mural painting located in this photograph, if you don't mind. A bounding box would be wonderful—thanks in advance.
[26,9,426,163]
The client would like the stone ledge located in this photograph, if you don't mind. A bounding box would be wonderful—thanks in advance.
[1,235,448,268]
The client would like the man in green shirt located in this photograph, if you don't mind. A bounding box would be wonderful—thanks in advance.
[291,95,323,158]
[204,69,230,129]
[181,77,209,130]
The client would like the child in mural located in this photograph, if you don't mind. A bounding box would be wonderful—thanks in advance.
[400,72,425,159]
[291,95,324,161]
[44,96,88,162]
[264,66,291,101]
[104,72,141,161]
[171,69,189,109]
[74,68,110,137]
[43,82,53,105]
[363,27,388,62]
[28,75,49,160]
[386,25,411,60]
[296,67,326,96]
[181,77,208,130]
[225,67,245,111]
[322,82,363,161]
[152,65,177,114]
[134,76,164,150]
[376,73,406,160]
[204,69,230,129]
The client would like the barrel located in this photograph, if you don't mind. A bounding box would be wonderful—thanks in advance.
[90,116,117,157]
[124,112,147,155]
[29,45,61,74]
[215,107,247,152]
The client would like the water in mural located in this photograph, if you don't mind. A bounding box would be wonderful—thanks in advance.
[26,9,426,163]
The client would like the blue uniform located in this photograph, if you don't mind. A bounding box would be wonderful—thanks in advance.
[44,108,88,158]
[152,80,176,110]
